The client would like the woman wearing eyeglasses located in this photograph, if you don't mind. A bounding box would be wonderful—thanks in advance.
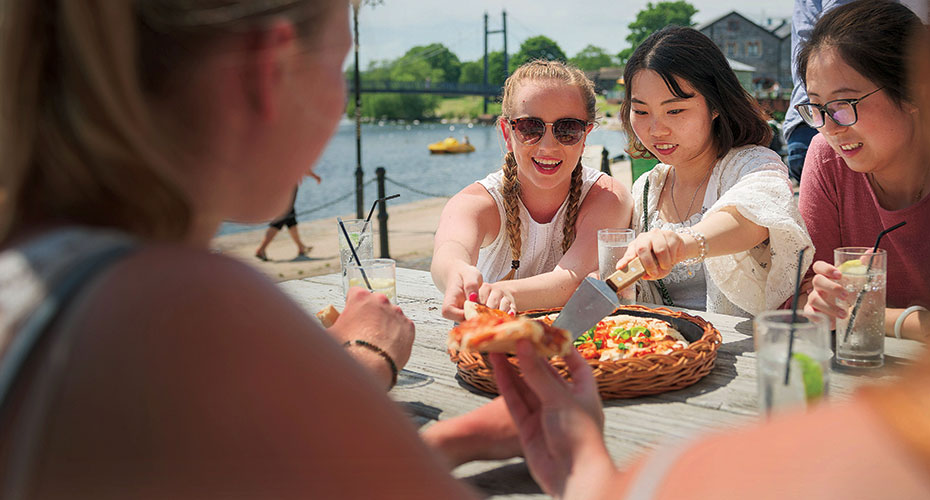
[613,26,812,316]
[798,0,930,340]
[431,60,632,321]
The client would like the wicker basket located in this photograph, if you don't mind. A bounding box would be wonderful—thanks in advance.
[448,304,722,399]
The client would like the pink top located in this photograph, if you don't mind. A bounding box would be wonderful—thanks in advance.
[799,134,930,309]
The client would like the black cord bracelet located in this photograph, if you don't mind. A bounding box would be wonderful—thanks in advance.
[343,340,398,389]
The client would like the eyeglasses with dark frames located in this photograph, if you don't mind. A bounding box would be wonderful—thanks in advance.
[508,117,590,146]
[795,87,884,129]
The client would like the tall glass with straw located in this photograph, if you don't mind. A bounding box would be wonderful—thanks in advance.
[754,248,832,415]
[834,221,905,368]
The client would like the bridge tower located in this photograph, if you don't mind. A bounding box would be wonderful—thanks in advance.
[483,10,508,114]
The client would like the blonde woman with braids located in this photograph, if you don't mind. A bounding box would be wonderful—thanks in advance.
[431,60,632,321]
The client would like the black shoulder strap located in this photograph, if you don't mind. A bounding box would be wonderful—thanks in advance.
[0,242,134,499]
[641,177,674,307]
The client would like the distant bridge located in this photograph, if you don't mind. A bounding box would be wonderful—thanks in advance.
[346,80,503,97]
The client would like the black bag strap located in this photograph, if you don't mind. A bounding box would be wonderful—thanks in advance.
[642,178,675,307]
[1,242,135,500]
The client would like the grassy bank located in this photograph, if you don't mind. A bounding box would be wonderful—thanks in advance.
[436,96,502,120]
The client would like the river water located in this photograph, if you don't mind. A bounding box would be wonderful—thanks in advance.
[218,119,628,236]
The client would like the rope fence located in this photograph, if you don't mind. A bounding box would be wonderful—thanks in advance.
[383,175,453,198]
[292,170,453,222]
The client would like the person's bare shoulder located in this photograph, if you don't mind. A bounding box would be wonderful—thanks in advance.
[438,182,501,247]
[577,174,634,227]
[38,244,474,497]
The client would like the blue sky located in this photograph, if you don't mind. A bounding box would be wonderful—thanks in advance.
[349,0,795,69]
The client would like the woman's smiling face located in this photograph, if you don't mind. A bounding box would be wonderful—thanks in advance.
[501,80,591,193]
[805,46,919,175]
[629,69,718,169]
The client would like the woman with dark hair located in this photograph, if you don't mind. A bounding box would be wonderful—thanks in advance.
[615,26,812,316]
[799,0,930,340]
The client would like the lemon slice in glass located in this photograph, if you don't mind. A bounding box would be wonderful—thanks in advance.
[838,260,867,275]
[791,352,824,403]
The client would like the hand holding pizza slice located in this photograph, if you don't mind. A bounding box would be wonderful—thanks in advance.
[449,301,572,357]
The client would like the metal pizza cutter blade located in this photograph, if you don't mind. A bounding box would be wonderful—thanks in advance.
[552,257,647,340]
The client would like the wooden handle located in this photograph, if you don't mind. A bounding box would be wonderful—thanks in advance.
[605,257,646,294]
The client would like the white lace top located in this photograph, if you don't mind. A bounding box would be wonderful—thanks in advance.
[475,167,604,282]
[631,145,813,317]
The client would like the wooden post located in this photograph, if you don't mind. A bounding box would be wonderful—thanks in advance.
[375,167,390,258]
[601,147,611,176]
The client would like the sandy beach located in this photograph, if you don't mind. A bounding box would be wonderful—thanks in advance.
[212,155,632,283]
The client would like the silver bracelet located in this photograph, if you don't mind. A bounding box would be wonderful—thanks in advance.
[894,305,928,340]
[677,227,707,266]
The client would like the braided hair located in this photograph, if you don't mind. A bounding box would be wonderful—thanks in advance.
[498,60,596,279]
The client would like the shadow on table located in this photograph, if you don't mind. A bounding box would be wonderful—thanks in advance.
[832,354,916,376]
[460,461,543,497]
[398,401,443,429]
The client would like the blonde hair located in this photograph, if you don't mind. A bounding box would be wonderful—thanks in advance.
[498,59,596,280]
[0,0,331,242]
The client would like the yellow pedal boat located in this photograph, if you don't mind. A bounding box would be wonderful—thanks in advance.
[428,137,475,154]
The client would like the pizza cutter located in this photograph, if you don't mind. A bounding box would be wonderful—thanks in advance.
[552,257,647,339]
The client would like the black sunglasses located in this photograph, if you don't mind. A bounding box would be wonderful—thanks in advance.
[508,117,590,146]
[795,87,883,128]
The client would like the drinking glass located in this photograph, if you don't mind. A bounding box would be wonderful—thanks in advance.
[345,258,397,304]
[754,310,831,415]
[597,228,636,304]
[834,247,887,368]
[338,219,373,294]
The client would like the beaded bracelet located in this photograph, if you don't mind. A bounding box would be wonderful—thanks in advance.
[343,339,398,389]
[894,305,928,340]
[677,227,707,267]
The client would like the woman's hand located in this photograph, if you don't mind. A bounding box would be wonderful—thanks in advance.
[804,260,853,329]
[441,263,484,321]
[491,341,613,498]
[328,287,415,388]
[616,229,692,280]
[478,281,518,316]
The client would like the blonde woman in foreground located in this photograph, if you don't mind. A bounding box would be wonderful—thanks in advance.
[431,60,632,321]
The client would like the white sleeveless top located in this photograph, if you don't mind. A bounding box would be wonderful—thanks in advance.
[475,166,604,282]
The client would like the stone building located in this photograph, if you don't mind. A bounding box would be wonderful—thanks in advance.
[698,11,791,96]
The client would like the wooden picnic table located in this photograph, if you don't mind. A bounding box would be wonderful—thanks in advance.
[280,268,926,499]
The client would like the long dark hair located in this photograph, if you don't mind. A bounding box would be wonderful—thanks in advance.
[620,26,771,159]
[798,0,922,107]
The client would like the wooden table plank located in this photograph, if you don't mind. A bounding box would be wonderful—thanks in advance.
[280,269,926,499]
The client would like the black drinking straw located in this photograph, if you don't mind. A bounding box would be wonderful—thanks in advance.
[337,216,372,291]
[361,194,401,236]
[784,247,809,385]
[365,194,400,225]
[842,221,906,342]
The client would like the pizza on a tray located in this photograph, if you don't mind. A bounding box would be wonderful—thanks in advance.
[450,302,689,362]
[448,301,572,357]
[535,313,688,361]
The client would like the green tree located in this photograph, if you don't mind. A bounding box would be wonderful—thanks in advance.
[509,36,567,72]
[459,51,508,85]
[459,60,483,84]
[569,45,616,71]
[617,1,697,63]
[396,43,461,83]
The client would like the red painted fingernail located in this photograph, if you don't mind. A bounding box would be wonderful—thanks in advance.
[508,310,516,317]
[468,292,479,302]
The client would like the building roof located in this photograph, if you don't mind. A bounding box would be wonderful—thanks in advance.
[727,58,756,72]
[697,10,791,40]
[770,19,791,39]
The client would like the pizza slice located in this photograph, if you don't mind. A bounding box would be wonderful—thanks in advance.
[450,301,571,357]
